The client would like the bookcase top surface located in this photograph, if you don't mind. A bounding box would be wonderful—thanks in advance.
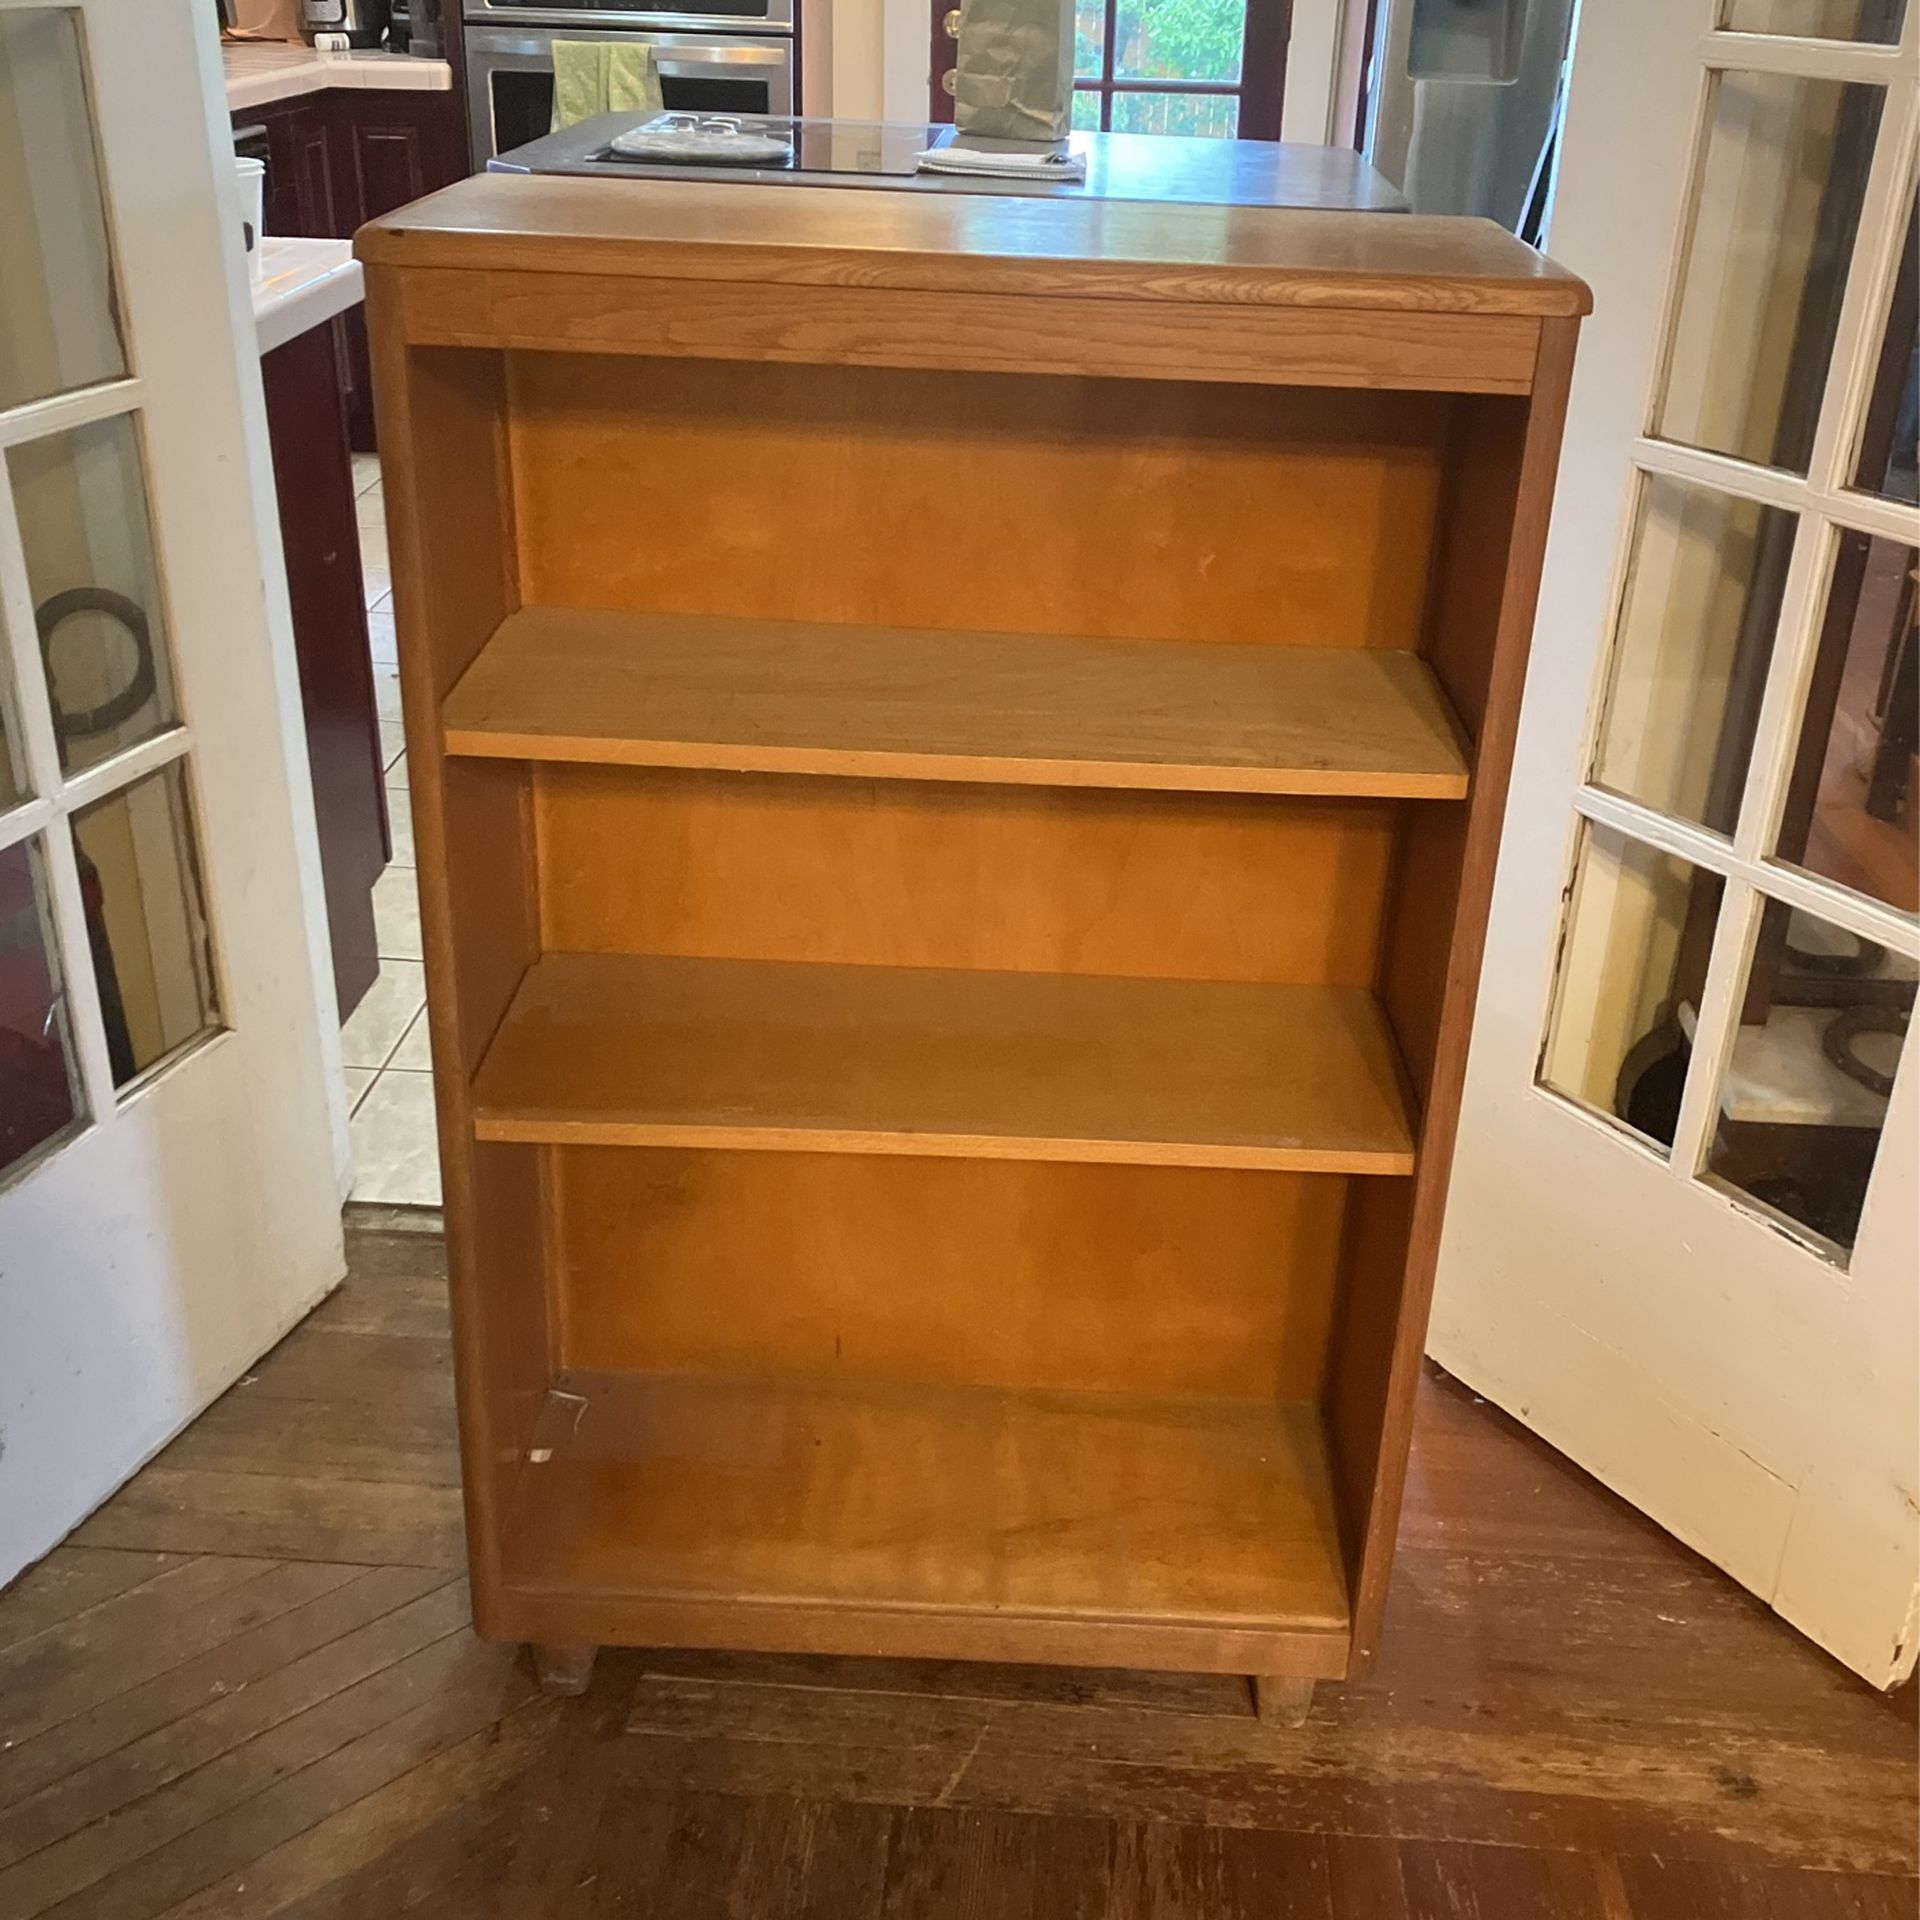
[356,173,1591,318]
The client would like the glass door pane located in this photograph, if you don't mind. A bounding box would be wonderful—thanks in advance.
[1655,71,1883,471]
[1541,824,1727,1151]
[1112,91,1239,135]
[1591,475,1795,834]
[1851,192,1918,506]
[0,696,19,811]
[1114,0,1244,81]
[8,413,179,777]
[0,8,126,411]
[1706,897,1915,1258]
[0,836,80,1176]
[1718,0,1908,39]
[70,763,217,1089]
[1774,532,1919,914]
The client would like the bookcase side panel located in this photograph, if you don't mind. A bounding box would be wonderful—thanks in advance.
[1326,320,1579,1672]
[365,302,548,1626]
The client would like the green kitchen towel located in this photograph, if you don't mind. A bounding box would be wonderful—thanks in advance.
[550,40,607,130]
[608,43,663,117]
[550,40,661,130]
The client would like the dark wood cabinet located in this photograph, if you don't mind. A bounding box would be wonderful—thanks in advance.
[229,81,462,1013]
[260,321,389,1019]
[232,85,465,448]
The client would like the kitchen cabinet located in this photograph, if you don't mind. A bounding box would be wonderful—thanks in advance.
[261,317,387,1016]
[233,86,464,447]
[252,238,390,1019]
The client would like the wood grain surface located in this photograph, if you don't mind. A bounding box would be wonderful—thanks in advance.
[505,356,1451,650]
[498,1370,1352,1667]
[2,1224,1908,1918]
[444,606,1472,799]
[469,951,1420,1173]
[534,766,1399,986]
[552,1148,1349,1401]
[389,267,1546,394]
[355,174,1592,318]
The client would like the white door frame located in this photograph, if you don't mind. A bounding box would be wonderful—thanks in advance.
[0,0,347,1580]
[1435,1,1919,1685]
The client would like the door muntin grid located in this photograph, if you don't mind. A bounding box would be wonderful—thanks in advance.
[1538,22,1919,1269]
[0,5,223,1192]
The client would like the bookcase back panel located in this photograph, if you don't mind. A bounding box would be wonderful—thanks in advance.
[503,353,1452,650]
[534,766,1398,987]
[552,1146,1348,1402]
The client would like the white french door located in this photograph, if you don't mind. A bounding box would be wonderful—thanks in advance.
[1437,0,1918,1686]
[0,1,346,1579]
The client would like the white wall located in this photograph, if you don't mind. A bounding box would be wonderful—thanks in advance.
[815,0,929,119]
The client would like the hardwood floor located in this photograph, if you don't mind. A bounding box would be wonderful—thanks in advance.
[1,1223,1912,1918]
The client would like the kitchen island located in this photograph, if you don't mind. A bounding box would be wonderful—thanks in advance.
[357,175,1585,1712]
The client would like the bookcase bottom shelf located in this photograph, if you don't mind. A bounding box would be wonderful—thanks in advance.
[495,1370,1353,1677]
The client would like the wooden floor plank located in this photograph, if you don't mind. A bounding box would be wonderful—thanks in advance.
[1754,1866,1920,1920]
[1398,1839,1614,1920]
[0,1567,454,1862]
[240,1329,455,1409]
[0,1552,191,1656]
[1324,1835,1410,1919]
[260,1785,514,1920]
[880,1805,1049,1920]
[41,1634,534,1920]
[156,1394,462,1490]
[1113,1820,1334,1920]
[1,1622,492,1918]
[146,1704,556,1920]
[68,1466,466,1568]
[0,1559,288,1751]
[0,1226,1909,1920]
[617,1646,1914,1873]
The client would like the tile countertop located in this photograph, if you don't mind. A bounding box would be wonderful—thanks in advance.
[253,236,365,354]
[224,39,452,112]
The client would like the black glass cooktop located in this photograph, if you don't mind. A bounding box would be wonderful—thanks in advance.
[496,114,954,184]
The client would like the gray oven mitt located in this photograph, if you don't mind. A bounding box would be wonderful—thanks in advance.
[953,0,1075,143]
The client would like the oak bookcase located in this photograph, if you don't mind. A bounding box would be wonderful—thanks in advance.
[358,176,1586,1720]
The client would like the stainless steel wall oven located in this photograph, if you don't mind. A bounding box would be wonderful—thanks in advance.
[465,5,795,166]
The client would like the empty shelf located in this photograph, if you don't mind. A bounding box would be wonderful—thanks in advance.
[471,951,1418,1174]
[502,1370,1352,1668]
[442,606,1471,800]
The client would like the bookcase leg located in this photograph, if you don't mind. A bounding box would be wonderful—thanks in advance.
[1252,1675,1314,1728]
[531,1642,599,1696]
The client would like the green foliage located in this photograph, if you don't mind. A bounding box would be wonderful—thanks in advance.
[1073,0,1243,138]
[1129,0,1243,83]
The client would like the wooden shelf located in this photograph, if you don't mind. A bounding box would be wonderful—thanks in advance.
[502,1370,1351,1670]
[471,952,1418,1174]
[441,606,1471,800]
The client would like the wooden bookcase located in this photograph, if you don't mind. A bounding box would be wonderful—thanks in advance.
[359,177,1586,1718]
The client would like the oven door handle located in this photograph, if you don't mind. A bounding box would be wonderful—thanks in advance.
[652,48,792,73]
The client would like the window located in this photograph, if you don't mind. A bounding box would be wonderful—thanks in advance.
[932,0,1291,139]
[1073,0,1289,137]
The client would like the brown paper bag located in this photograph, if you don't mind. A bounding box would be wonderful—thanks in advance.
[952,0,1075,144]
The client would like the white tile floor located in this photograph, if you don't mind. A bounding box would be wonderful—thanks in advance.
[343,451,442,1208]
